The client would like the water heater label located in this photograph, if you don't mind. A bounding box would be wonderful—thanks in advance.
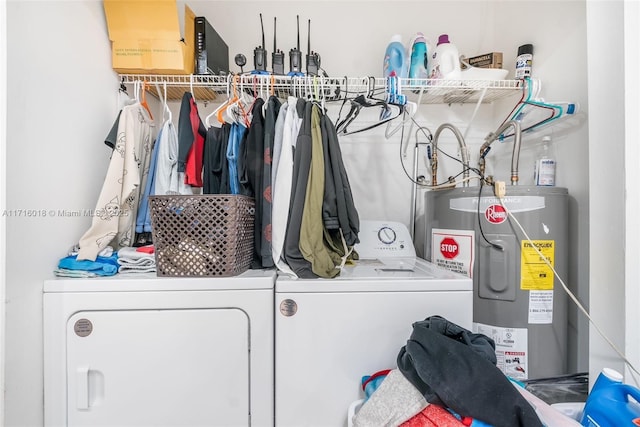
[431,228,475,278]
[520,240,555,290]
[474,322,529,380]
[529,290,554,324]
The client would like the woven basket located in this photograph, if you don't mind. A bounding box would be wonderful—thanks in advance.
[148,195,255,277]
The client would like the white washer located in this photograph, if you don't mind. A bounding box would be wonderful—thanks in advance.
[275,221,473,427]
[43,269,276,427]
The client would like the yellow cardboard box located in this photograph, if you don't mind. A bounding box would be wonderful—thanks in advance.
[103,0,195,74]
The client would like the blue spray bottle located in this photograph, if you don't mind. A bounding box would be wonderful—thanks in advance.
[409,32,429,81]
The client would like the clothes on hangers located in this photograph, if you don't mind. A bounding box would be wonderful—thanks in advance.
[282,100,360,278]
[77,101,154,261]
[321,109,360,248]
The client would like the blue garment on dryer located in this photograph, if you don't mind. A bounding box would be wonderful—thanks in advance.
[58,253,120,276]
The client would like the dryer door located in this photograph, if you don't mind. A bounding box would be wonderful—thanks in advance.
[66,308,249,427]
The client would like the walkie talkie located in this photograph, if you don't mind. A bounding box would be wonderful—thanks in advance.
[272,17,285,75]
[288,15,303,76]
[305,19,321,76]
[253,13,268,74]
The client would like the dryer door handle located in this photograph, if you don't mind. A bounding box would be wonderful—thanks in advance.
[76,366,90,410]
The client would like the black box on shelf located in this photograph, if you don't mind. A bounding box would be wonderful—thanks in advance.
[195,16,229,75]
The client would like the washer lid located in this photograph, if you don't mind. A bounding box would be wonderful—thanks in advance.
[43,269,277,292]
[275,258,472,292]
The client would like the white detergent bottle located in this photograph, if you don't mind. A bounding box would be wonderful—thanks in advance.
[429,34,461,80]
[534,136,556,186]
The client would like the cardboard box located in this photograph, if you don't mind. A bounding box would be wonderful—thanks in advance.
[467,52,503,69]
[103,0,195,74]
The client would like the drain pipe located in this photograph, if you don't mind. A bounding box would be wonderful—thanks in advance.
[479,120,523,185]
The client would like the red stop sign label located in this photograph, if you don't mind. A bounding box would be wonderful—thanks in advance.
[440,237,459,259]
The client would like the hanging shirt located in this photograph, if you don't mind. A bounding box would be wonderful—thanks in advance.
[77,102,154,261]
[260,96,282,268]
[135,126,162,234]
[153,119,191,196]
[298,104,341,279]
[177,92,206,187]
[284,101,316,278]
[227,122,247,195]
[203,126,221,194]
[271,97,303,276]
[243,97,266,268]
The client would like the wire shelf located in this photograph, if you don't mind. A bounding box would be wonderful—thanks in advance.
[119,74,523,104]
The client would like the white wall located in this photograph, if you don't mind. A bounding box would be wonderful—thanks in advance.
[3,0,598,425]
[1,0,7,424]
[586,0,628,382]
[5,1,116,425]
[624,0,640,384]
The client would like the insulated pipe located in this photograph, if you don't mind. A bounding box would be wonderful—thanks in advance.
[479,120,522,185]
[431,123,470,186]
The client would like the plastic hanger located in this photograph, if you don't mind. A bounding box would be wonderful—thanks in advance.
[497,78,565,138]
[155,82,172,123]
[140,81,153,119]
[211,74,239,125]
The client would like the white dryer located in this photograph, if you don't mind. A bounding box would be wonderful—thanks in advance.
[274,221,473,427]
[43,269,276,427]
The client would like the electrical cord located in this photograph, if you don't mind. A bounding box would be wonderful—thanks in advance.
[495,188,640,384]
[477,181,505,251]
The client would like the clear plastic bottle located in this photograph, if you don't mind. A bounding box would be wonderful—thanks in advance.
[534,136,556,186]
[383,35,407,78]
[429,34,461,80]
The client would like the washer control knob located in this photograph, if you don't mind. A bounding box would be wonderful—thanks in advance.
[377,226,396,245]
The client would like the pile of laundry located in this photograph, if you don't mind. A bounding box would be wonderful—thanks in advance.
[54,244,156,277]
[351,316,545,427]
[55,245,119,278]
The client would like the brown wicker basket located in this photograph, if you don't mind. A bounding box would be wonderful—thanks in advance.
[148,195,255,277]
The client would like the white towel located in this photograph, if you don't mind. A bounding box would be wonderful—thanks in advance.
[117,246,155,265]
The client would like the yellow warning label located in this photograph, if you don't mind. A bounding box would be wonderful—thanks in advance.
[520,240,554,290]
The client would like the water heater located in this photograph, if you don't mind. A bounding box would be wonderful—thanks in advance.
[424,185,568,380]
